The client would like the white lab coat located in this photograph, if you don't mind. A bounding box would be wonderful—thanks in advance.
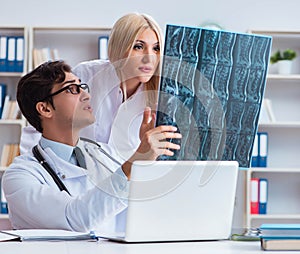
[20,60,147,162]
[2,139,129,233]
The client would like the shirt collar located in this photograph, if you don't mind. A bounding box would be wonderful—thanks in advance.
[39,136,75,162]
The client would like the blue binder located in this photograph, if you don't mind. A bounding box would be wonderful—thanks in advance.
[6,36,16,72]
[0,184,8,214]
[98,36,109,60]
[0,83,7,118]
[251,133,259,167]
[15,36,24,72]
[259,178,268,214]
[258,132,268,167]
[0,36,7,72]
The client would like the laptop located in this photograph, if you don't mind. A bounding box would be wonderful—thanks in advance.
[100,160,239,243]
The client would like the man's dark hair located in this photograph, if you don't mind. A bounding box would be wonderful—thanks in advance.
[17,60,72,133]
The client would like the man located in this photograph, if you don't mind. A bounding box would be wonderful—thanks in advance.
[2,61,181,233]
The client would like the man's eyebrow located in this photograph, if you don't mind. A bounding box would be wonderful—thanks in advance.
[61,79,81,85]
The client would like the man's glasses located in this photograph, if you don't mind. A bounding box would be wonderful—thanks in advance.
[40,83,90,101]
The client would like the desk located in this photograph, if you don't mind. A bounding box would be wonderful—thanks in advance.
[0,240,294,254]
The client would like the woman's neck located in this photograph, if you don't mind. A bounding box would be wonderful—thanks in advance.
[121,79,142,100]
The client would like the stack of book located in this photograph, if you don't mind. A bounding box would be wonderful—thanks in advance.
[251,132,268,167]
[258,98,276,124]
[250,178,268,215]
[32,47,60,68]
[0,35,24,73]
[260,223,300,251]
[0,83,22,120]
[0,143,20,167]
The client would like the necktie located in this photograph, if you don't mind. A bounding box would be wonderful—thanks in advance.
[73,147,87,169]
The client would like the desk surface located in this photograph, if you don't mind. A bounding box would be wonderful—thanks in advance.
[0,240,295,254]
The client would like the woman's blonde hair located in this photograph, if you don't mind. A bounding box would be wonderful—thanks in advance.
[108,13,163,110]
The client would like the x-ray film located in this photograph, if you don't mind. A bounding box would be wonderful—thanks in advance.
[156,25,272,168]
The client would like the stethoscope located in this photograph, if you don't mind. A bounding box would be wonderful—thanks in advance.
[32,137,122,196]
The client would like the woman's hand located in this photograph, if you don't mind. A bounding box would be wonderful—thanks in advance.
[122,110,181,179]
[139,107,156,141]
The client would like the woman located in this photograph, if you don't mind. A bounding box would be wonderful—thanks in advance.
[20,12,163,162]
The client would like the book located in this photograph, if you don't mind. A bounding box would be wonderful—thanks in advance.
[251,132,269,167]
[261,238,300,251]
[0,229,97,242]
[15,36,24,72]
[1,95,10,119]
[250,178,259,214]
[32,48,61,68]
[0,143,20,167]
[32,48,42,68]
[0,185,8,214]
[0,36,7,72]
[0,83,6,118]
[258,178,268,214]
[258,99,270,124]
[260,223,300,237]
[250,133,259,167]
[98,36,109,60]
[6,36,16,72]
[0,144,10,167]
[260,224,300,250]
[0,99,21,120]
[258,132,268,167]
[7,100,21,119]
[51,48,60,61]
[258,98,276,124]
[250,178,268,215]
[264,98,276,122]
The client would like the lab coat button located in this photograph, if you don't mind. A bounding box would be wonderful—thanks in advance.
[61,174,66,179]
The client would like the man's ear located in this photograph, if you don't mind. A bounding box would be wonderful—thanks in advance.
[36,101,53,118]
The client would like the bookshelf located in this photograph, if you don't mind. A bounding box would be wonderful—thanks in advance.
[0,26,111,227]
[246,168,300,228]
[0,27,28,226]
[0,25,28,179]
[246,30,300,228]
[29,26,111,69]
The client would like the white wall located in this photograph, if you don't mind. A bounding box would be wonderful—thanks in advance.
[1,0,300,32]
[2,0,299,232]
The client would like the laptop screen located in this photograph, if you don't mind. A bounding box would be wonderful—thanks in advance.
[122,160,239,242]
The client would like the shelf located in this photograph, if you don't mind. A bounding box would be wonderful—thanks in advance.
[249,30,300,36]
[259,122,300,128]
[250,168,300,173]
[0,72,25,77]
[267,74,300,80]
[246,166,300,228]
[31,26,111,32]
[247,31,300,229]
[29,26,111,69]
[0,119,26,126]
[249,214,300,220]
[0,214,9,219]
